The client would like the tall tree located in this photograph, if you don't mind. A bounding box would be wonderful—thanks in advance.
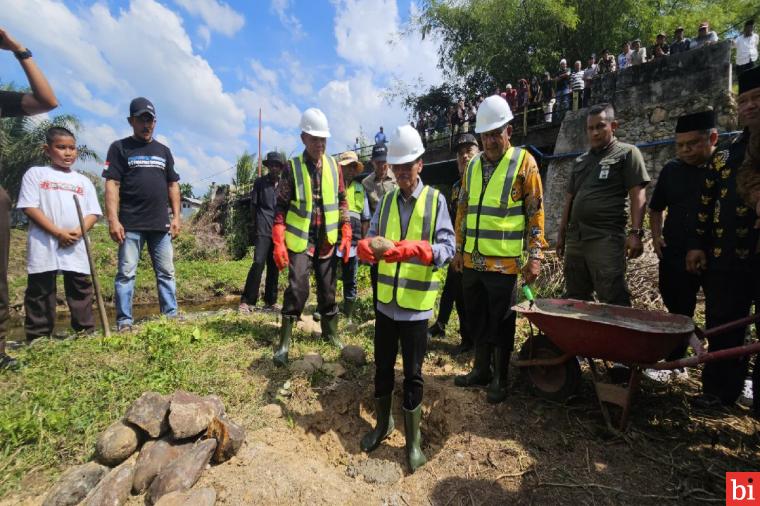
[233,151,255,188]
[416,0,757,92]
[179,183,195,199]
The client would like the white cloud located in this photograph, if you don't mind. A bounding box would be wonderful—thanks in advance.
[260,126,300,157]
[332,0,441,83]
[279,51,314,97]
[270,0,304,39]
[174,0,245,36]
[234,87,300,130]
[249,59,279,88]
[66,81,118,118]
[197,25,212,49]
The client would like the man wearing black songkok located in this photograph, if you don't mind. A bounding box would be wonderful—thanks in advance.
[686,66,760,410]
[649,111,717,360]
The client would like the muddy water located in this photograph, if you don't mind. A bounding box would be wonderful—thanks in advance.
[6,296,237,344]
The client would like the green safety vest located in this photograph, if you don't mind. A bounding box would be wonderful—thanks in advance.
[285,154,340,252]
[464,147,526,257]
[377,186,441,311]
[346,180,366,218]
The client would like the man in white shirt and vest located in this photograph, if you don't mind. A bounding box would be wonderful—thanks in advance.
[271,108,352,367]
[357,125,455,473]
[452,95,546,404]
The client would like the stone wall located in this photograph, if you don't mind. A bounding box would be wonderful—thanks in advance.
[543,40,736,244]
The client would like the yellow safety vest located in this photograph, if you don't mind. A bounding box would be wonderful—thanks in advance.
[377,186,440,311]
[285,154,340,252]
[346,180,366,218]
[464,147,526,257]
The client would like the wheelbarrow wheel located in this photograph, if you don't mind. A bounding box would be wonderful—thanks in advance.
[518,333,581,402]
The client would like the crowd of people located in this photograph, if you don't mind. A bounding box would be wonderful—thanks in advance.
[406,19,758,140]
[3,21,760,476]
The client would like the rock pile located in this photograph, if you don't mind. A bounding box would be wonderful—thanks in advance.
[43,390,244,506]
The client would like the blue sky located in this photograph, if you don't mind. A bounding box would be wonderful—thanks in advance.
[1,0,443,193]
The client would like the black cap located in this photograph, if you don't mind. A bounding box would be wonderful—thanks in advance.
[129,97,155,117]
[453,133,478,151]
[371,143,387,161]
[675,111,716,133]
[675,26,684,32]
[739,65,760,94]
[262,151,286,168]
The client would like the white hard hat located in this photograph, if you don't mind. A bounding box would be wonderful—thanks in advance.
[387,124,425,165]
[299,108,331,138]
[475,95,513,134]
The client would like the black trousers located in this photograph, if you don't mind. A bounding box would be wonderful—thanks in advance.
[374,311,428,409]
[282,251,338,318]
[0,187,9,354]
[24,270,95,341]
[370,263,379,310]
[701,267,760,405]
[462,268,517,350]
[241,235,278,306]
[737,61,756,74]
[435,265,471,342]
[658,259,702,359]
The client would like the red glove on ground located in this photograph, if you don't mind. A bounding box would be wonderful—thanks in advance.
[339,223,352,264]
[357,238,376,264]
[272,223,289,271]
[382,240,433,265]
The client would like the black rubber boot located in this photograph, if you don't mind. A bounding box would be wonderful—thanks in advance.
[403,403,427,473]
[454,343,492,387]
[427,321,445,339]
[273,315,296,367]
[0,352,19,371]
[312,310,321,322]
[486,347,509,404]
[360,394,395,452]
[321,313,343,349]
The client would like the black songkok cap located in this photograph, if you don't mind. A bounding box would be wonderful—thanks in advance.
[675,110,716,133]
[739,65,760,95]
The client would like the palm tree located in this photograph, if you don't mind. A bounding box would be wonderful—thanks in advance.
[0,112,100,201]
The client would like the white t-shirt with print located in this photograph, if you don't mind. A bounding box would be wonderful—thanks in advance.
[17,166,103,275]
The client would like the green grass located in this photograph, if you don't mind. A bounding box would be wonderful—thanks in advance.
[7,226,251,307]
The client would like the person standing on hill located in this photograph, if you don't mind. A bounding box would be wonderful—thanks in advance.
[270,108,351,367]
[0,27,58,369]
[239,151,283,314]
[103,97,181,332]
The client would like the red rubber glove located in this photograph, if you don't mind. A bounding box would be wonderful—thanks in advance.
[357,238,376,264]
[382,240,433,265]
[272,223,289,271]
[339,223,352,264]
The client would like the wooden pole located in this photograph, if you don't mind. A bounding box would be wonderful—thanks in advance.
[258,108,263,177]
[73,195,110,337]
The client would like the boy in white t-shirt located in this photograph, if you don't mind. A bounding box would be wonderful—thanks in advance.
[16,127,102,340]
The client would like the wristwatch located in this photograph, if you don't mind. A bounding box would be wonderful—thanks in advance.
[14,49,33,61]
[628,228,645,238]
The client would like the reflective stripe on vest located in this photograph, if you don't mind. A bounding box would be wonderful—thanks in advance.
[346,180,365,220]
[377,186,440,311]
[285,154,340,252]
[464,147,526,257]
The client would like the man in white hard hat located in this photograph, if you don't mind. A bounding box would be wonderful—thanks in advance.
[270,108,352,367]
[357,125,454,473]
[452,95,547,404]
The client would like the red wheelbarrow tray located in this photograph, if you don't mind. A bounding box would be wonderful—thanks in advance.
[513,298,694,364]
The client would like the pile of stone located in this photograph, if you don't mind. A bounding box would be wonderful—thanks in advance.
[43,390,245,506]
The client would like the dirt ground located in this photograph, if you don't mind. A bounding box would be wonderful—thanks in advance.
[5,315,759,505]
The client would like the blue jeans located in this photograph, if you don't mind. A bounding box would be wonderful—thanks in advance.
[115,231,178,326]
[341,255,358,301]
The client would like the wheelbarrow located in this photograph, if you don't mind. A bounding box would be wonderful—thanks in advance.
[512,298,760,430]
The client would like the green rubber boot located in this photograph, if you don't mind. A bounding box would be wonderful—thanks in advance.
[486,347,509,404]
[273,315,296,367]
[321,313,343,349]
[342,298,356,321]
[403,403,427,473]
[454,343,493,387]
[360,394,395,452]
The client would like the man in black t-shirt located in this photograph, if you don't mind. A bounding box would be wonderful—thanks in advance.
[102,97,181,331]
[0,28,58,369]
[648,111,716,359]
